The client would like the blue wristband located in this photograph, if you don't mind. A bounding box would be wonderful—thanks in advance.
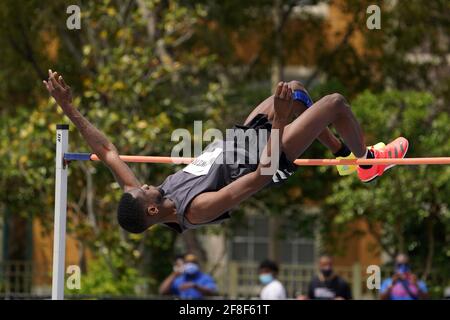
[292,90,313,108]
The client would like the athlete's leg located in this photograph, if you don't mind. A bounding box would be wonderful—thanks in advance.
[282,93,366,161]
[281,91,409,182]
[288,80,344,154]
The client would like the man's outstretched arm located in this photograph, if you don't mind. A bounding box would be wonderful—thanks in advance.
[44,70,140,191]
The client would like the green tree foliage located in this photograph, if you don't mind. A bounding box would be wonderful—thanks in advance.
[71,253,150,297]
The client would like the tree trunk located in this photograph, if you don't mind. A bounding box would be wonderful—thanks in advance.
[423,215,435,279]
[181,230,207,265]
[268,216,281,262]
[395,218,405,254]
[271,0,284,88]
[267,0,286,263]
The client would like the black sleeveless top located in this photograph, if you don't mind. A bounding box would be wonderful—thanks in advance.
[158,114,297,233]
[158,139,252,233]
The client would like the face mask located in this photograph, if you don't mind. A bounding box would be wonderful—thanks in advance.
[320,268,333,278]
[259,273,274,285]
[184,262,200,275]
[396,263,410,274]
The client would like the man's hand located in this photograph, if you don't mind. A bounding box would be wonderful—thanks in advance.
[391,273,401,283]
[179,282,196,291]
[43,69,73,110]
[273,82,293,122]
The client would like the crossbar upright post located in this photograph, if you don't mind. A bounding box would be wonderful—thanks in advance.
[52,124,69,300]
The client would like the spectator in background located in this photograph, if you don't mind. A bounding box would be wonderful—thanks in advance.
[298,255,352,300]
[172,253,185,273]
[159,253,217,299]
[444,286,450,300]
[258,260,287,300]
[380,253,428,300]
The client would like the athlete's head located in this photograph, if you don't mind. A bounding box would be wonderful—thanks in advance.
[117,184,164,233]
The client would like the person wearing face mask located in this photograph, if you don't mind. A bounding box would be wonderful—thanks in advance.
[380,253,428,300]
[159,253,217,299]
[258,260,287,300]
[298,255,352,300]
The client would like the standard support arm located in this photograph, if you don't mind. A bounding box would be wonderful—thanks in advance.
[52,125,69,300]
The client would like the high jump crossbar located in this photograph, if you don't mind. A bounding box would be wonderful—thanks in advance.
[52,124,450,300]
[64,153,450,165]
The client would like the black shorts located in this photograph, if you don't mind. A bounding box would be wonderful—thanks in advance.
[230,113,297,185]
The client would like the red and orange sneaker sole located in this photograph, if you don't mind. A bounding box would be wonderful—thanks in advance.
[357,137,409,183]
[382,137,409,174]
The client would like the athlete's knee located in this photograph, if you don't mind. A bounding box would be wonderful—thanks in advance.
[329,93,346,105]
[325,93,349,110]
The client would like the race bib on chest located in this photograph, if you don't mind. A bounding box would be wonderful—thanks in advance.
[182,147,223,176]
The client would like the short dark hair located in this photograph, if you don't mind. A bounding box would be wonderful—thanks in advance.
[259,260,279,274]
[174,254,185,261]
[117,192,148,233]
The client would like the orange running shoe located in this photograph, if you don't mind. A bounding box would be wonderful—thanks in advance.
[357,137,409,183]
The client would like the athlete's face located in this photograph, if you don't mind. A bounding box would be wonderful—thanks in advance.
[140,184,163,202]
[129,184,163,217]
